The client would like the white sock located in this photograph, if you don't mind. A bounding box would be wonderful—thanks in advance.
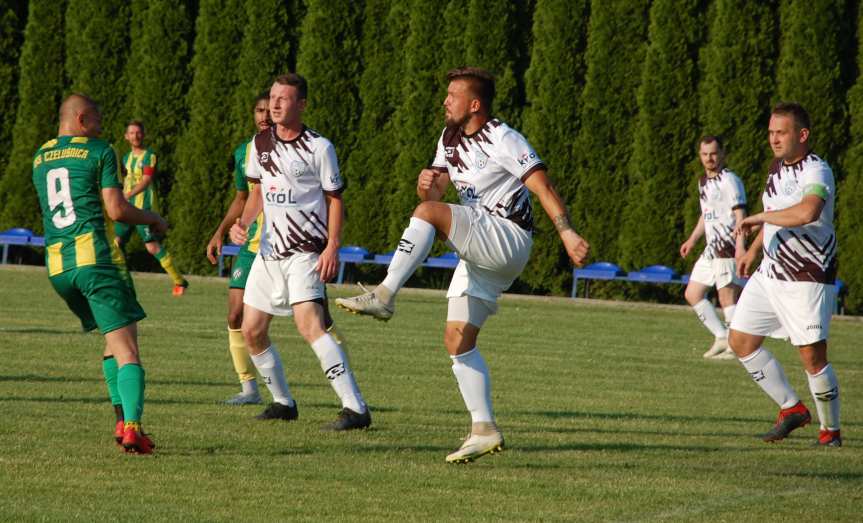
[692,299,728,338]
[739,348,799,409]
[806,364,840,431]
[249,346,295,407]
[451,348,494,423]
[380,217,436,298]
[241,378,259,396]
[723,305,736,326]
[311,333,366,413]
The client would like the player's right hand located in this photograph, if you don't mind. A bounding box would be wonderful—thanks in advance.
[416,168,440,191]
[229,218,248,246]
[736,248,757,278]
[206,232,223,265]
[562,230,590,267]
[679,240,694,258]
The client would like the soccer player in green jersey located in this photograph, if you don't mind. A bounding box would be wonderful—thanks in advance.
[32,93,168,454]
[114,120,189,296]
[207,92,345,405]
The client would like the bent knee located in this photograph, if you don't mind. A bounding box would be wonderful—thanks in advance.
[227,309,243,330]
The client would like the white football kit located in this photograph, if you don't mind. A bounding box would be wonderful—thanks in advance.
[243,126,343,316]
[430,119,545,304]
[690,169,746,289]
[731,153,837,345]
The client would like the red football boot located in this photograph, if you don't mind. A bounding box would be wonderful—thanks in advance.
[121,422,155,454]
[762,402,811,442]
[816,429,842,447]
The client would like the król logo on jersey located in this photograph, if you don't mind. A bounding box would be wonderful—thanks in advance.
[517,150,537,167]
[265,185,297,207]
[473,148,489,170]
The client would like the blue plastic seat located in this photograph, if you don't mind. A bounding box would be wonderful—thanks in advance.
[339,245,371,263]
[424,251,459,269]
[0,228,33,264]
[372,250,394,265]
[575,261,625,280]
[627,264,679,283]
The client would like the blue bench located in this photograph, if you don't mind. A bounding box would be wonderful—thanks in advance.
[572,262,690,298]
[0,228,45,264]
[218,244,460,283]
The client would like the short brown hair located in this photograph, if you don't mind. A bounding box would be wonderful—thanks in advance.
[447,67,495,112]
[772,102,811,131]
[126,119,145,133]
[255,90,269,105]
[699,135,724,151]
[274,73,308,100]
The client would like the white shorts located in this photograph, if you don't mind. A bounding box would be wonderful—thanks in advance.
[730,270,835,346]
[243,253,325,316]
[689,255,744,289]
[445,204,532,304]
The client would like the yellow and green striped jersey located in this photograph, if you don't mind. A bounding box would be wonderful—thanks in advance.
[232,139,262,254]
[32,136,126,276]
[122,148,157,210]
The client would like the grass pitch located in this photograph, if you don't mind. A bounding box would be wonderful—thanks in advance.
[1,265,861,521]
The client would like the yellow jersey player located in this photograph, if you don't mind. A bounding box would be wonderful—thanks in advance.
[114,120,188,295]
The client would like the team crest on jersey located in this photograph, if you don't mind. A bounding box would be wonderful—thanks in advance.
[473,148,488,170]
[232,268,243,281]
[445,146,455,158]
[290,160,308,177]
[781,176,798,197]
[260,152,270,163]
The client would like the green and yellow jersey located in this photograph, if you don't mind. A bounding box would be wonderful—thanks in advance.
[122,148,157,210]
[232,139,263,254]
[32,136,126,276]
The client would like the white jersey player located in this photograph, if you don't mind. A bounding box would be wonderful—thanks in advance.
[230,73,371,431]
[679,137,746,359]
[337,67,590,463]
[729,103,841,447]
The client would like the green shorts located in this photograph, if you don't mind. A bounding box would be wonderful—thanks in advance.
[229,249,257,289]
[49,265,146,334]
[114,221,156,244]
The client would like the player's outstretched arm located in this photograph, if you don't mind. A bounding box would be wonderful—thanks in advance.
[316,192,343,282]
[524,169,589,267]
[680,216,705,258]
[416,168,450,202]
[102,186,167,235]
[207,190,248,264]
[229,182,263,246]
[737,194,825,232]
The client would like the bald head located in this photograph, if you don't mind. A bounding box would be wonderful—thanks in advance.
[58,93,102,137]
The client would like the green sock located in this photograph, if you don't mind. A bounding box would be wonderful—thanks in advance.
[102,356,121,406]
[117,363,146,423]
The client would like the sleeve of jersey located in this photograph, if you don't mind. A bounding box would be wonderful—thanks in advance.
[142,153,157,177]
[101,147,124,189]
[429,131,447,170]
[802,164,834,201]
[245,140,262,184]
[499,130,545,181]
[319,142,345,194]
[233,145,249,192]
[730,175,746,209]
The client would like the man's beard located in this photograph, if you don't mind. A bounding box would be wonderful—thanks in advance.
[445,112,470,129]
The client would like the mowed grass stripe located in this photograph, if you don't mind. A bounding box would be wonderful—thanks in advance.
[0,266,861,521]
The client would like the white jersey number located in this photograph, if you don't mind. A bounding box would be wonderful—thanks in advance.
[47,167,77,228]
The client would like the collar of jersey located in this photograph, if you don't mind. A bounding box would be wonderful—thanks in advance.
[272,124,307,144]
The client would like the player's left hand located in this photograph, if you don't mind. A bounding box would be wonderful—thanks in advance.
[561,230,590,267]
[734,214,763,239]
[206,232,223,265]
[316,244,339,282]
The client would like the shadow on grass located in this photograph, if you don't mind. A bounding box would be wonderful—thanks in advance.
[0,327,84,335]
[516,441,756,454]
[0,396,219,406]
[527,425,757,439]
[774,471,863,482]
[522,409,863,428]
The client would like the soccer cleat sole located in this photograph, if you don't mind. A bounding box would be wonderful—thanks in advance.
[446,443,505,464]
[762,414,811,442]
[335,302,391,322]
